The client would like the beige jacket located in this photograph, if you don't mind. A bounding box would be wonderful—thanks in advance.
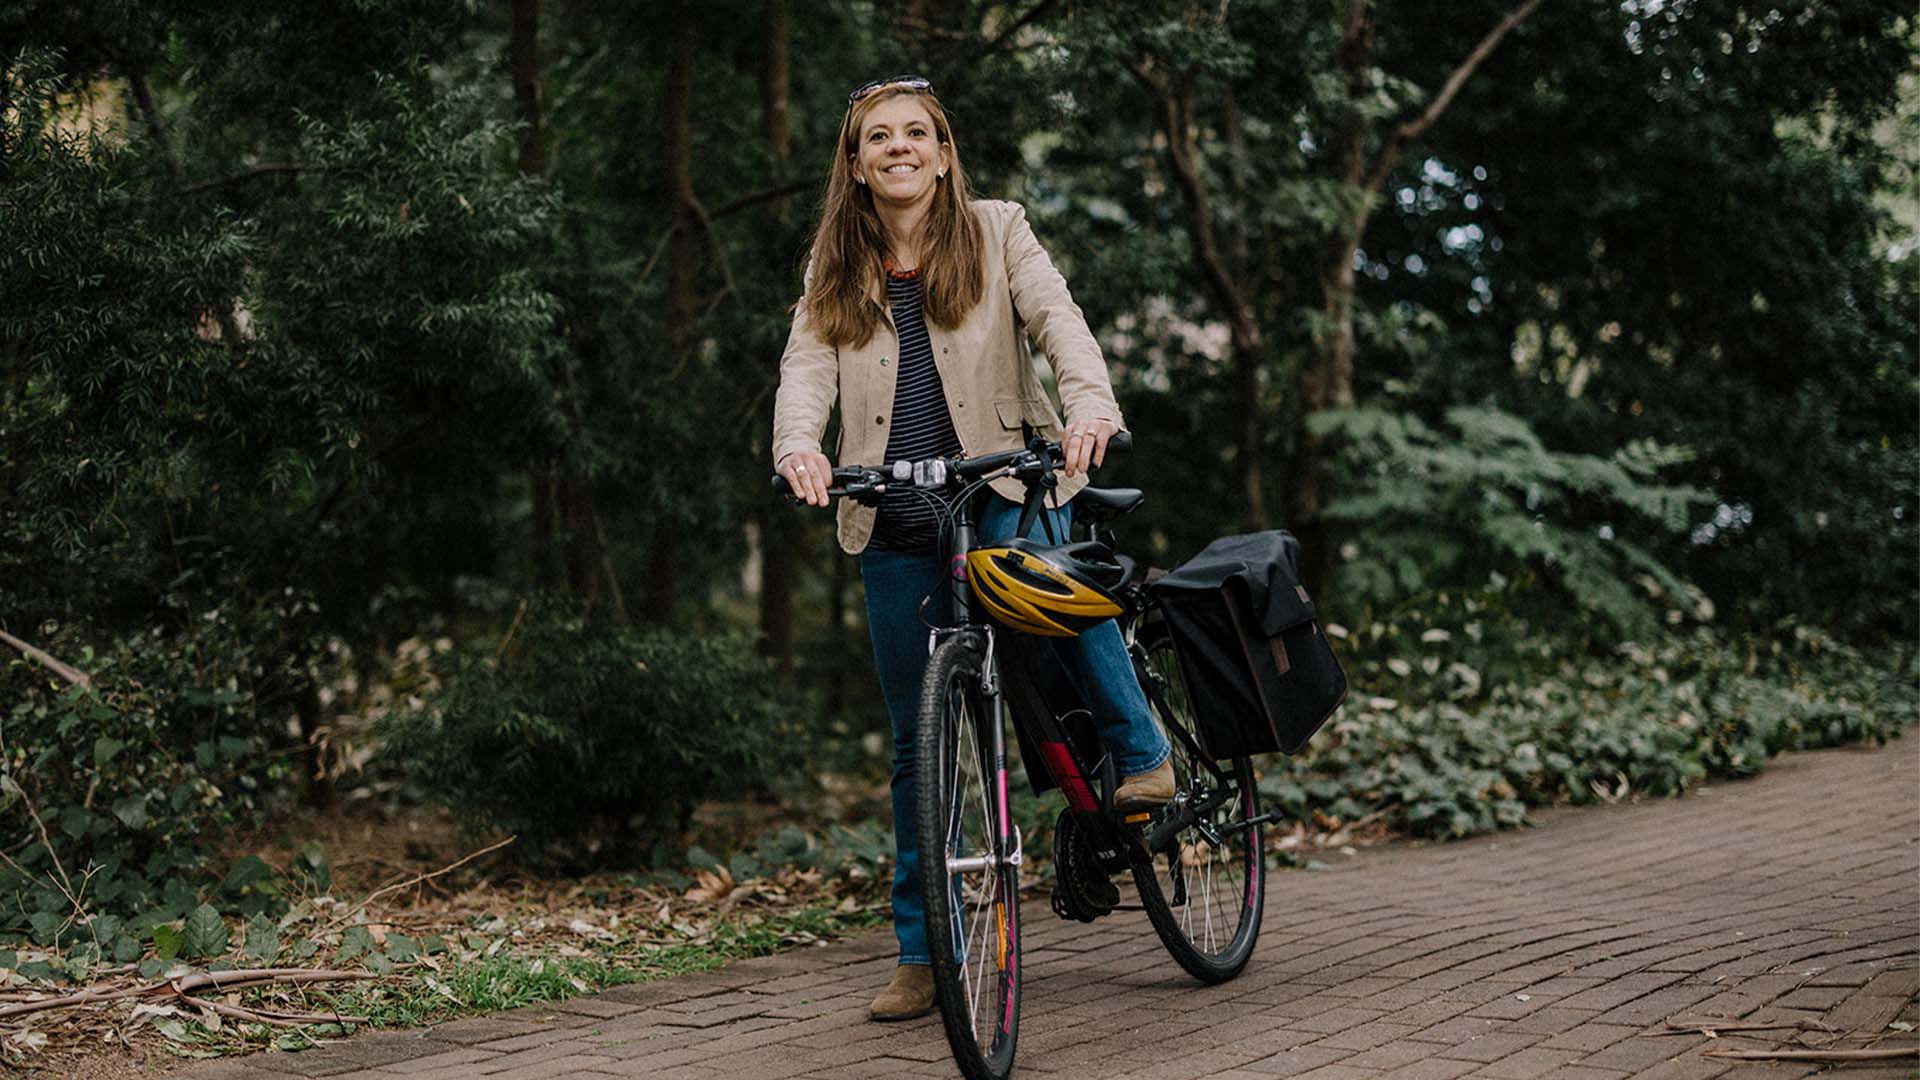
[772,199,1126,554]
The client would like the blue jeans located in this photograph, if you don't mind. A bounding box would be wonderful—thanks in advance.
[858,495,1171,966]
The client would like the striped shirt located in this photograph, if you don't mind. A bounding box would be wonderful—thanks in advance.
[868,265,964,552]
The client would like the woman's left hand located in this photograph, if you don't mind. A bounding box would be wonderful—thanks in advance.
[1061,417,1120,478]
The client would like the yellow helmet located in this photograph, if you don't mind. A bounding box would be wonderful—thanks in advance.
[966,539,1127,637]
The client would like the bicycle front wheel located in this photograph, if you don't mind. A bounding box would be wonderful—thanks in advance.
[916,632,1021,1080]
[1130,621,1266,983]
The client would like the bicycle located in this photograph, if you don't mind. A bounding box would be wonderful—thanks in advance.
[775,432,1273,1080]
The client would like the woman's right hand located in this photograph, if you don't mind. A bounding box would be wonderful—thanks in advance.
[777,450,835,507]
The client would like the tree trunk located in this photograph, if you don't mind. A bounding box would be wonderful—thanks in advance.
[759,0,790,180]
[530,460,555,588]
[513,0,558,594]
[1295,0,1539,590]
[646,0,699,623]
[1221,85,1268,533]
[515,0,627,620]
[1132,61,1269,531]
[756,0,798,671]
[511,0,546,176]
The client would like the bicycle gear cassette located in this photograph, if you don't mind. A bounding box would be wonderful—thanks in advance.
[1049,808,1120,922]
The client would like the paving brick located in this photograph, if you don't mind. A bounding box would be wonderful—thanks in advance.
[1574,1031,1702,1073]
[1434,1032,1544,1063]
[1463,1045,1587,1079]
[1540,1023,1644,1053]
[373,1046,497,1074]
[1240,1043,1356,1074]
[1378,1060,1480,1080]
[1310,1021,1423,1052]
[420,1017,557,1045]
[172,741,1915,1080]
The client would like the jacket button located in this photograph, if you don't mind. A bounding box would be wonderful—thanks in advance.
[880,357,889,365]
[957,401,965,408]
[875,415,885,425]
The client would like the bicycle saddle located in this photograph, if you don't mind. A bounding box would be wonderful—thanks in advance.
[1072,486,1144,524]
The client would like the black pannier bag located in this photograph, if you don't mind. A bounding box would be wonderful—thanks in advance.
[1148,531,1348,757]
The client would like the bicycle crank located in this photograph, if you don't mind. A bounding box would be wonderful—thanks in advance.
[1049,809,1119,922]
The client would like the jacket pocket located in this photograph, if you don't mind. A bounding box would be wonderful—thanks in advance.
[994,397,1051,430]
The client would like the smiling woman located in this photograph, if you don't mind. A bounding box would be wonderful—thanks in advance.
[857,99,947,210]
[769,77,1173,1024]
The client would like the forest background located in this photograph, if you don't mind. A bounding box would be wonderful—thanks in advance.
[0,0,1916,1056]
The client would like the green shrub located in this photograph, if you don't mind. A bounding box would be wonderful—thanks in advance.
[1260,615,1915,840]
[0,619,294,957]
[381,603,797,868]
[1311,406,1716,640]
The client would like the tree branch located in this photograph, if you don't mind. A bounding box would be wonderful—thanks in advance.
[1125,58,1259,356]
[690,196,740,306]
[971,0,1061,60]
[124,70,184,188]
[1362,0,1543,197]
[177,163,326,196]
[711,179,811,221]
[1702,1048,1918,1063]
[0,630,92,688]
[123,67,249,349]
[1398,0,1542,144]
[328,835,517,928]
[0,969,379,1022]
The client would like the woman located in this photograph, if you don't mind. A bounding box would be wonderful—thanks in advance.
[771,76,1172,1022]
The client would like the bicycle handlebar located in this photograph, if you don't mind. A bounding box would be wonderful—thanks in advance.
[770,430,1132,500]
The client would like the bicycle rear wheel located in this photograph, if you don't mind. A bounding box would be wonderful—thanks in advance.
[916,633,1021,1080]
[1130,621,1266,982]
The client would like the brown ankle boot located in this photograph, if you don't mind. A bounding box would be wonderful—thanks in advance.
[869,964,935,1021]
[1114,757,1175,810]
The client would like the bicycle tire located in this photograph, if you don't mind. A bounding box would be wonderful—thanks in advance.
[1130,621,1266,983]
[916,632,1021,1080]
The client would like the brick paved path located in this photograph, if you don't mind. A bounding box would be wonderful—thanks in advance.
[185,741,1918,1080]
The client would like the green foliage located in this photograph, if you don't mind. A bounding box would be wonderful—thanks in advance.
[0,619,293,946]
[1366,0,1918,640]
[1262,612,1915,839]
[1312,405,1715,639]
[380,602,797,867]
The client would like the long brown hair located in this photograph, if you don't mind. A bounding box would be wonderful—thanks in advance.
[800,86,984,349]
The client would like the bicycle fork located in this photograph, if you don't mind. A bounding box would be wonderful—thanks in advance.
[938,629,1023,981]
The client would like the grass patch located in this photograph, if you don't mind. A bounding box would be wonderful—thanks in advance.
[144,903,887,1058]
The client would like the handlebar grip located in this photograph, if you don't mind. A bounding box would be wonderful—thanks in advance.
[1107,430,1133,455]
[771,465,877,499]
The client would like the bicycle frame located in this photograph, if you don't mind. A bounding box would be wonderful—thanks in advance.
[934,474,1235,878]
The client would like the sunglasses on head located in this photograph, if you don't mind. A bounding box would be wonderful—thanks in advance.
[848,74,934,104]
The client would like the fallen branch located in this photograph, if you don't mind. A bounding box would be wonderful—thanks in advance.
[179,994,368,1028]
[0,969,378,1021]
[1661,1017,1838,1036]
[324,835,517,931]
[1702,1046,1918,1063]
[171,969,379,995]
[0,983,149,1020]
[0,630,91,688]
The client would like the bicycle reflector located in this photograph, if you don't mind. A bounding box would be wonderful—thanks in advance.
[965,538,1125,637]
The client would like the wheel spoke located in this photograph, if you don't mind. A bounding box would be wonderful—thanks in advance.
[1131,627,1265,982]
